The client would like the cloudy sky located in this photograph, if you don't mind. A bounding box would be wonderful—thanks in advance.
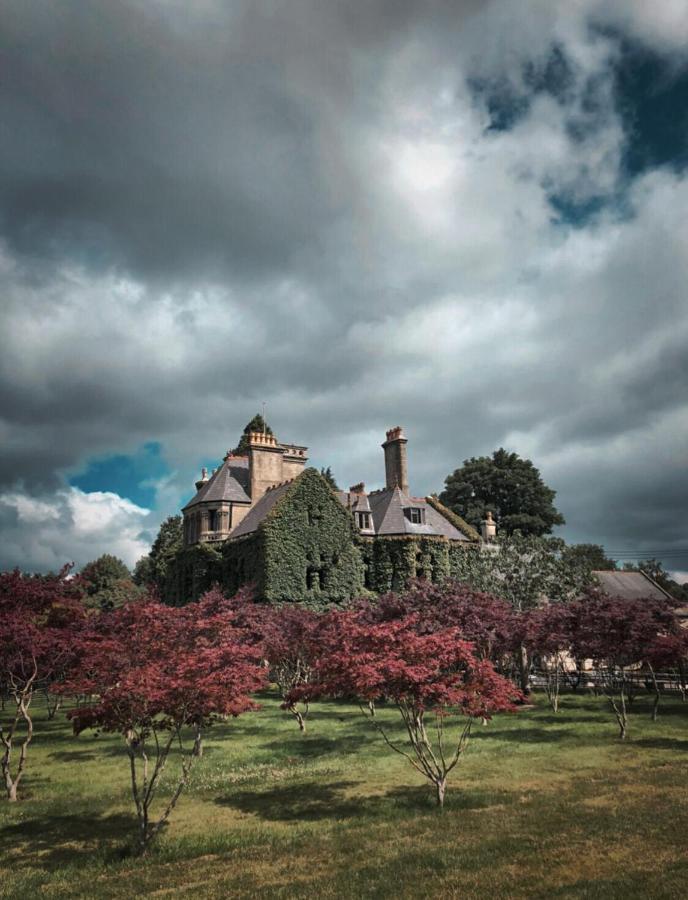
[1,0,687,578]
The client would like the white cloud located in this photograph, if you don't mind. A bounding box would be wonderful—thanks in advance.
[0,487,151,571]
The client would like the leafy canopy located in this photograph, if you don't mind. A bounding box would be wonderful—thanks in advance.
[440,448,564,537]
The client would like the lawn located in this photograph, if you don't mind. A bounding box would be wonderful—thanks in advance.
[1,691,687,899]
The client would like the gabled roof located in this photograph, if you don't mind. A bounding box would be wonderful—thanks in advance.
[337,487,469,540]
[228,480,293,538]
[182,456,250,510]
[593,570,675,603]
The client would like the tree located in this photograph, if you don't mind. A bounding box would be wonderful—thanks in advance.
[567,592,681,739]
[440,448,564,537]
[135,516,183,595]
[622,558,688,604]
[562,543,617,573]
[356,580,518,666]
[80,554,143,611]
[262,605,320,731]
[451,535,592,691]
[0,568,85,801]
[231,413,273,455]
[526,604,576,712]
[63,594,266,851]
[319,466,339,490]
[289,611,520,807]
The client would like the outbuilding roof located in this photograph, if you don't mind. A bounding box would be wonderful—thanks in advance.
[593,570,675,602]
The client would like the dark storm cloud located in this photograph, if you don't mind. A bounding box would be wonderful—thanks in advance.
[1,0,687,571]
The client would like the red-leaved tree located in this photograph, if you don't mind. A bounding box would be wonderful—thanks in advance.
[0,567,85,801]
[261,605,320,732]
[568,592,682,739]
[63,595,266,850]
[526,604,576,712]
[289,611,520,807]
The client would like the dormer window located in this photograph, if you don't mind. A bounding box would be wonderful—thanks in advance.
[357,512,371,530]
[405,507,425,525]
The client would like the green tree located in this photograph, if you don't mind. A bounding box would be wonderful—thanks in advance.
[80,554,142,611]
[452,534,592,691]
[231,413,273,455]
[135,516,184,595]
[440,448,564,537]
[319,466,339,490]
[561,543,617,573]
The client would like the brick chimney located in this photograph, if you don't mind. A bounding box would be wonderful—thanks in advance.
[382,426,408,493]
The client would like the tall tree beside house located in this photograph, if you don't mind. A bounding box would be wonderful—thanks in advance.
[133,516,183,595]
[231,414,273,455]
[440,448,564,537]
[80,554,143,611]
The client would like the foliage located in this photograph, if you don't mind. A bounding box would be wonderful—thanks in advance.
[356,579,519,665]
[135,516,184,596]
[440,448,565,537]
[231,413,273,455]
[319,466,339,490]
[367,535,451,594]
[162,542,223,605]
[0,568,85,801]
[566,591,682,739]
[261,604,320,731]
[63,595,266,851]
[289,610,520,806]
[80,554,143,611]
[562,543,617,573]
[224,468,364,603]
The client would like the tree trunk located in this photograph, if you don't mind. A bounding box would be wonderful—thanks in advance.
[435,778,446,809]
[517,644,531,695]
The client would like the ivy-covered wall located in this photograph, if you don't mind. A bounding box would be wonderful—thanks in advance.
[163,542,222,606]
[258,468,364,603]
[368,535,451,593]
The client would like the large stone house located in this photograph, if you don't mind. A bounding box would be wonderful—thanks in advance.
[167,426,480,604]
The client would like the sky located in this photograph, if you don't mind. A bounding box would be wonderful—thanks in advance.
[1,1,687,579]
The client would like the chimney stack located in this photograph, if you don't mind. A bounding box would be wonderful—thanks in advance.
[382,426,409,493]
[195,467,209,491]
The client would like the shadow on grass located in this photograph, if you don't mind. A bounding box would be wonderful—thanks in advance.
[633,736,688,752]
[1,811,135,868]
[258,733,375,758]
[215,780,361,821]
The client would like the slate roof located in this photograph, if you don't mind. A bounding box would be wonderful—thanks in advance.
[182,456,251,511]
[593,570,675,602]
[229,481,293,538]
[338,487,469,540]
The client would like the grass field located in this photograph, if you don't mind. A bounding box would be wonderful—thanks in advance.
[1,690,687,899]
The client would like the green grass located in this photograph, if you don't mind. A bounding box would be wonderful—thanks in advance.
[1,691,687,898]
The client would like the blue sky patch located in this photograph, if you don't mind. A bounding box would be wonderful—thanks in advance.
[69,442,169,508]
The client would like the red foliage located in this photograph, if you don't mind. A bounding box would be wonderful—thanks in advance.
[355,579,520,663]
[65,595,266,736]
[63,594,266,849]
[0,567,86,801]
[289,609,521,806]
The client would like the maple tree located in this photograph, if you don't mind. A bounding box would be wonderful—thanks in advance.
[261,605,320,731]
[0,568,85,801]
[289,611,520,807]
[525,604,576,712]
[63,594,266,850]
[567,592,681,739]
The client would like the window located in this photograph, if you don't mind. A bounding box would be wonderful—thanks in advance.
[357,512,371,530]
[208,509,218,531]
[406,507,425,525]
